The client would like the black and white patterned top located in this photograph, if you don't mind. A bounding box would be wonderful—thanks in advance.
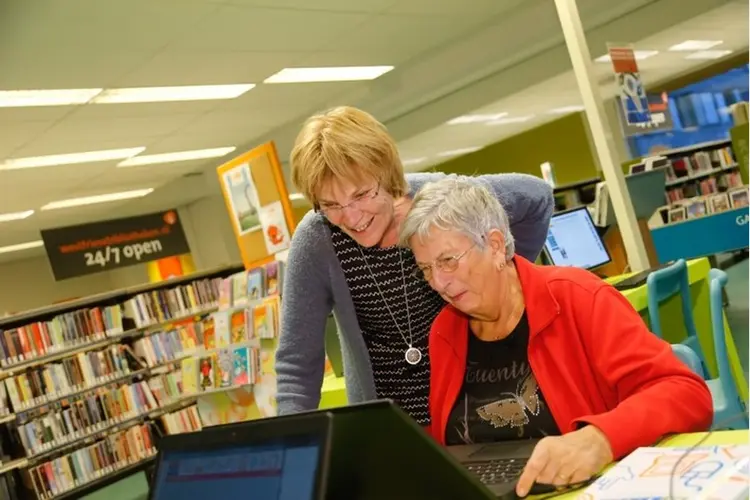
[330,225,446,425]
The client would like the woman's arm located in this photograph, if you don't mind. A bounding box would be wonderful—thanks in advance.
[274,212,334,415]
[574,286,713,459]
[473,173,553,261]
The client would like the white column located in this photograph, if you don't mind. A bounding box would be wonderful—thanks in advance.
[553,0,650,272]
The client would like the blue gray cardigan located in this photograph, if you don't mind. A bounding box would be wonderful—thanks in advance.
[275,172,554,415]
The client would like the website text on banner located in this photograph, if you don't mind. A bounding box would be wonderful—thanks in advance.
[40,209,191,281]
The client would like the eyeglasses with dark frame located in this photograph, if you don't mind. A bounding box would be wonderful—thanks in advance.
[315,185,380,219]
[411,244,476,281]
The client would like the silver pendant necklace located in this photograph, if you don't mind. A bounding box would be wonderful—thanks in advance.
[358,246,420,365]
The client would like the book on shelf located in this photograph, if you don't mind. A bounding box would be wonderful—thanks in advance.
[16,379,158,458]
[217,261,285,310]
[4,345,138,413]
[122,277,223,329]
[0,305,124,369]
[0,265,244,500]
[159,405,201,435]
[25,422,156,500]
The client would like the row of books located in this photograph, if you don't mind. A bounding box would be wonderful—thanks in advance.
[664,146,736,183]
[132,325,203,369]
[183,346,260,394]
[0,305,124,369]
[160,405,202,435]
[4,346,135,414]
[147,372,183,408]
[123,277,223,329]
[18,380,158,457]
[661,186,749,224]
[208,297,279,349]
[27,423,156,500]
[666,171,743,203]
[218,261,284,309]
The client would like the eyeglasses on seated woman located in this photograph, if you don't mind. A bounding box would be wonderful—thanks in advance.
[399,178,713,498]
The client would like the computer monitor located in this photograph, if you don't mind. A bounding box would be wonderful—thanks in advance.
[149,412,332,500]
[543,206,612,270]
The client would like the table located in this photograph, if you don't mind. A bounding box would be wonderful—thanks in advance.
[548,430,748,499]
[607,257,748,402]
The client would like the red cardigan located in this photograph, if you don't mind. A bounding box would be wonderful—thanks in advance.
[427,256,713,459]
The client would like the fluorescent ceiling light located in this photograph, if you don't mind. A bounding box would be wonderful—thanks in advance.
[402,157,427,166]
[668,40,723,51]
[447,113,508,125]
[595,50,659,63]
[0,210,34,222]
[685,50,734,60]
[486,115,535,125]
[263,66,394,84]
[548,105,585,114]
[0,240,44,254]
[0,147,145,170]
[0,89,103,108]
[288,193,306,201]
[437,147,481,157]
[90,84,255,104]
[118,147,237,167]
[41,188,154,211]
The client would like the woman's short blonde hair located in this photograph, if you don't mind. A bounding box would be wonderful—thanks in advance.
[290,106,408,205]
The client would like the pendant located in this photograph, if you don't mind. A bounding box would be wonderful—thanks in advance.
[405,346,422,365]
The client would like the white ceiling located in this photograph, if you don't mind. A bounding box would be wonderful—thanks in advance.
[0,0,746,265]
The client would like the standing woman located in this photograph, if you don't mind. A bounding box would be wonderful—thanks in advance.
[275,106,554,426]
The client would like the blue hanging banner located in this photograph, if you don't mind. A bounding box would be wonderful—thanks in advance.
[608,45,652,126]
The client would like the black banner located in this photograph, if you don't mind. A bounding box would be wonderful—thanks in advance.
[41,210,191,281]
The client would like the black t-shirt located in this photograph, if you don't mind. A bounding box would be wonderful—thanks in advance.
[445,313,560,446]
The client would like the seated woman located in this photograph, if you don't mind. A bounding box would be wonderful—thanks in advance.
[399,178,713,497]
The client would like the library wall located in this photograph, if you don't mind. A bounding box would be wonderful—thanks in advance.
[179,194,242,270]
[0,257,148,315]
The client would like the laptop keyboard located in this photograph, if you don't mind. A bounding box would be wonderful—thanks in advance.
[464,458,526,485]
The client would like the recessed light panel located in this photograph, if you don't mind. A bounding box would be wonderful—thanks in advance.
[0,210,34,222]
[0,240,44,254]
[263,66,394,83]
[447,113,508,125]
[669,40,723,51]
[91,84,255,104]
[0,148,146,170]
[0,89,102,108]
[118,147,237,167]
[41,188,155,211]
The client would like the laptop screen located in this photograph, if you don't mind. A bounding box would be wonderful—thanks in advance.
[543,207,611,271]
[151,438,322,500]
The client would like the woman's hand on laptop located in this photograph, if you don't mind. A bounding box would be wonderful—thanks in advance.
[515,426,613,497]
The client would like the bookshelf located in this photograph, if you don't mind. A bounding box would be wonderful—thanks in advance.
[176,260,284,427]
[0,264,243,500]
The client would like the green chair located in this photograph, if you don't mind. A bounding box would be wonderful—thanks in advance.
[646,259,708,375]
[707,268,747,430]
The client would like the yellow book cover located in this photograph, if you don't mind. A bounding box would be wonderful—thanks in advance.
[181,358,199,395]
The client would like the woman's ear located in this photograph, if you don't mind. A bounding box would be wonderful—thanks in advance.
[487,229,507,262]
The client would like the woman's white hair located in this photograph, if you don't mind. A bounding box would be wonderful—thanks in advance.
[399,177,515,260]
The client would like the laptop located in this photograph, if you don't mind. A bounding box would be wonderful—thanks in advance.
[149,400,540,500]
[148,410,333,500]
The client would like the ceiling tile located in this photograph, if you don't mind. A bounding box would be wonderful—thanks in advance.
[323,13,495,61]
[114,49,309,87]
[171,5,369,51]
[0,120,55,159]
[0,46,157,89]
[210,0,394,13]
[385,0,523,15]
[0,0,217,51]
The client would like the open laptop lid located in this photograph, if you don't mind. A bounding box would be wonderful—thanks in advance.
[148,411,333,500]
[323,400,495,500]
